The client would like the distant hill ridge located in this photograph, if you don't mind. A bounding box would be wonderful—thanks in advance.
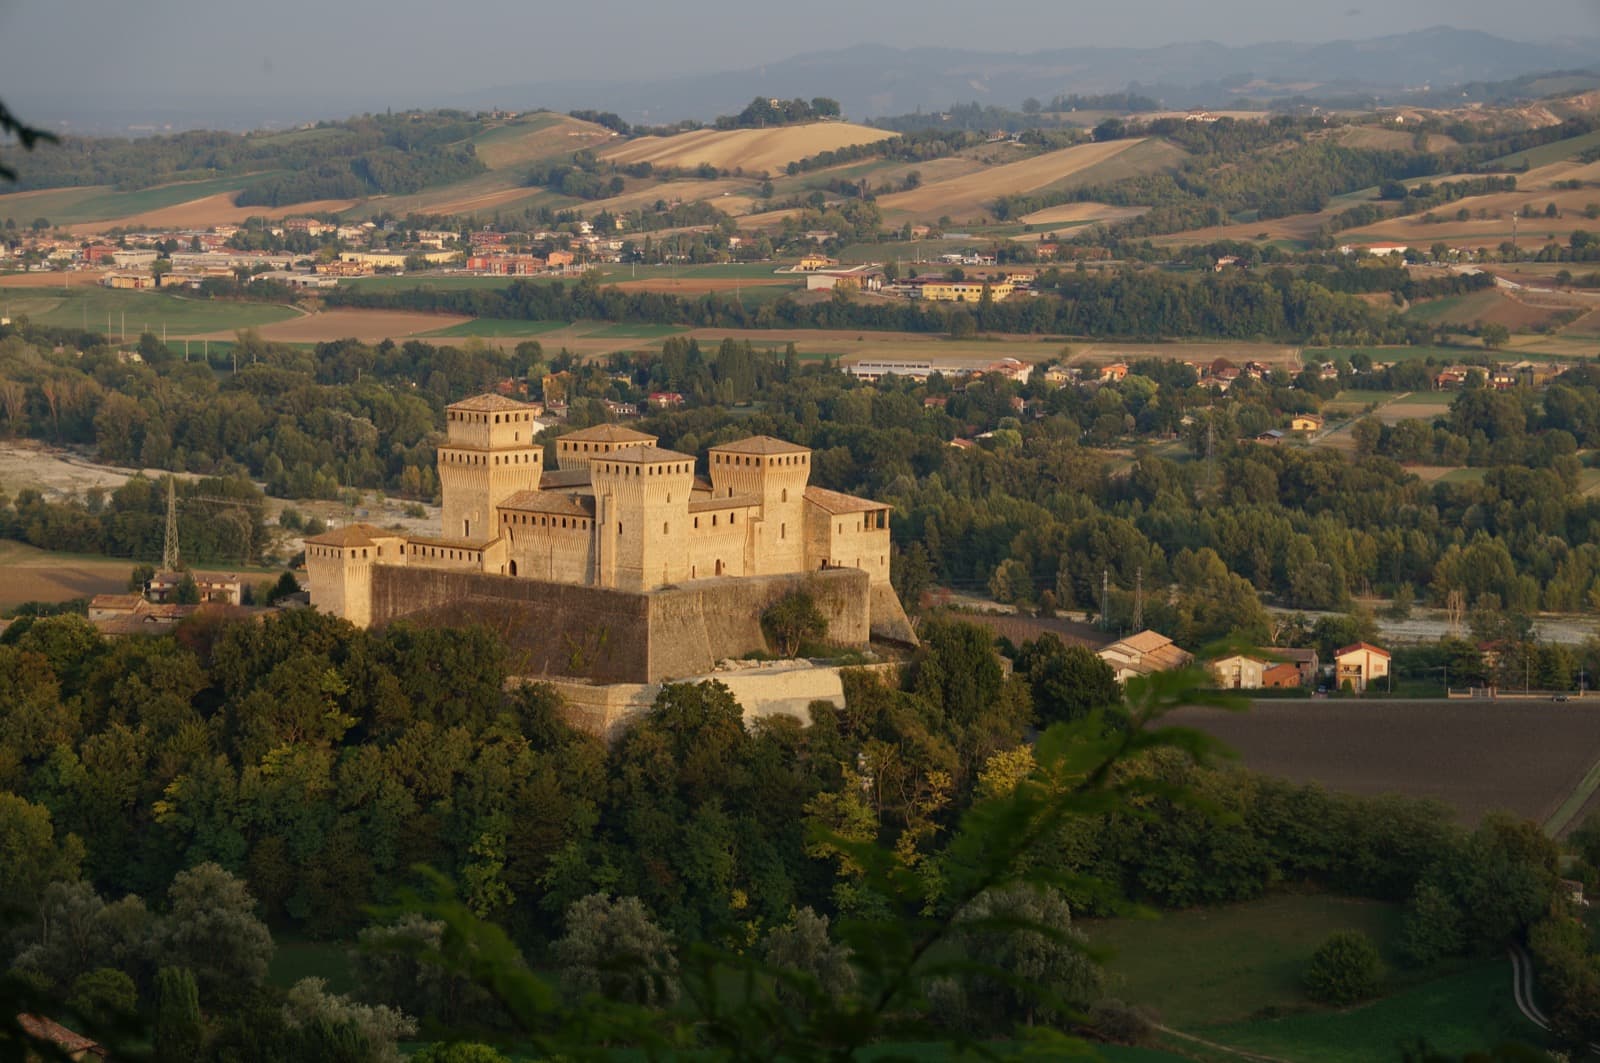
[458,27,1600,124]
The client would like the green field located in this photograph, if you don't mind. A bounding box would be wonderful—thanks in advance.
[1492,128,1600,171]
[580,322,689,339]
[1206,962,1541,1062]
[1309,344,1480,365]
[1088,894,1404,1028]
[0,172,286,226]
[342,274,536,292]
[2,286,300,335]
[1403,290,1504,325]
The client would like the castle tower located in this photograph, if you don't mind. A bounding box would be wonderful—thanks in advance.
[554,423,657,472]
[707,436,812,575]
[304,522,407,627]
[438,395,542,541]
[590,445,695,592]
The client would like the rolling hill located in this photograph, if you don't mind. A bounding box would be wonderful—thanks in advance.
[599,122,895,174]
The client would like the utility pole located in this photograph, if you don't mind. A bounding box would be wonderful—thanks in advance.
[162,474,180,572]
[1100,567,1110,631]
[1133,566,1144,632]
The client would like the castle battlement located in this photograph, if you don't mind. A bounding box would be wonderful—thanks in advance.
[306,394,894,627]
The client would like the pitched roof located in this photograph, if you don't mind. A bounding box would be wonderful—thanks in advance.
[709,435,811,456]
[804,485,887,516]
[406,534,501,551]
[603,445,694,465]
[17,1014,103,1055]
[559,424,657,444]
[1336,641,1390,658]
[90,593,144,611]
[1118,629,1175,654]
[499,490,596,518]
[447,393,536,413]
[304,522,396,548]
[539,468,593,490]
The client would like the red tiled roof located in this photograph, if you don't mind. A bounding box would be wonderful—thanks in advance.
[803,485,887,516]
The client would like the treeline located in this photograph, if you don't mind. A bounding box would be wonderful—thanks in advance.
[525,149,624,200]
[12,111,488,202]
[784,128,992,176]
[714,96,841,129]
[327,265,1416,344]
[0,321,539,500]
[0,476,267,565]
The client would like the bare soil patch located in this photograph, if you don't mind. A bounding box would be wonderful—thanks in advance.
[1172,699,1600,825]
[0,271,106,288]
[0,542,133,609]
[877,139,1147,221]
[181,309,470,343]
[1017,202,1147,227]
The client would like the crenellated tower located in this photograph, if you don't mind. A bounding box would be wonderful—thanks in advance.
[438,394,542,540]
[590,445,695,591]
[707,436,811,575]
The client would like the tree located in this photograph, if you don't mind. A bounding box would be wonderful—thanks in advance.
[354,915,492,1028]
[1480,322,1511,350]
[156,862,274,1004]
[939,883,1101,1029]
[762,908,856,1011]
[1013,636,1120,725]
[554,893,678,1007]
[412,1046,511,1063]
[1398,881,1465,967]
[0,792,83,908]
[174,573,201,605]
[68,968,137,1031]
[761,590,827,657]
[154,966,203,1063]
[1021,97,1042,115]
[282,977,417,1063]
[0,98,57,181]
[1092,118,1126,142]
[1303,930,1384,1004]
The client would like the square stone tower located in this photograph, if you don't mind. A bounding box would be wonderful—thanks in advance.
[590,445,695,591]
[438,394,542,541]
[554,423,658,471]
[708,436,812,575]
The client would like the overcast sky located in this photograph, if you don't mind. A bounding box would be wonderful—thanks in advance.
[4,0,1599,125]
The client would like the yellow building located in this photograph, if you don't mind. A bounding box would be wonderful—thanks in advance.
[307,394,893,619]
[916,278,1015,302]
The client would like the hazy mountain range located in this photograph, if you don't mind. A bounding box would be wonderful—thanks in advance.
[21,27,1600,134]
[458,27,1600,124]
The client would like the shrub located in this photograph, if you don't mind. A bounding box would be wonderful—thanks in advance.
[1304,930,1385,1005]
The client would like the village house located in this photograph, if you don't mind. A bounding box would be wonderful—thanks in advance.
[1097,629,1193,683]
[16,1014,106,1060]
[145,570,244,606]
[1209,653,1269,689]
[1335,642,1391,693]
[1099,362,1129,383]
[1290,413,1324,432]
[647,391,686,409]
[1261,661,1302,688]
[804,265,886,292]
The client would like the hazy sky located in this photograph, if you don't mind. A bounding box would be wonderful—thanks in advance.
[4,0,1599,123]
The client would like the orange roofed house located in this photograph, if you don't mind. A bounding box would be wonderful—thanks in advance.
[1096,629,1193,683]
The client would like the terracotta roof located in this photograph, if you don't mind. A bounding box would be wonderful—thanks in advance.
[499,490,596,518]
[539,468,593,490]
[448,393,536,413]
[407,534,500,551]
[304,522,396,548]
[804,485,888,516]
[1336,641,1390,658]
[602,445,694,465]
[688,494,761,513]
[17,1014,102,1055]
[90,593,144,611]
[559,424,657,444]
[709,435,811,456]
[1117,629,1176,654]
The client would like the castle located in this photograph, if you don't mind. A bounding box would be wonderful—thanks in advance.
[304,395,902,668]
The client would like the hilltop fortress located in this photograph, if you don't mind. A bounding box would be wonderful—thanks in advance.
[306,394,913,687]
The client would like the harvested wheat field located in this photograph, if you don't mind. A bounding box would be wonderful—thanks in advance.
[1172,699,1600,827]
[1519,157,1600,190]
[1337,126,1458,152]
[65,193,360,235]
[601,122,894,175]
[1408,288,1574,332]
[0,542,133,610]
[878,138,1154,220]
[1070,342,1302,369]
[0,270,106,288]
[182,309,469,343]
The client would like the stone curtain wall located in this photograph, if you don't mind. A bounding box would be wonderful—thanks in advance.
[370,565,874,683]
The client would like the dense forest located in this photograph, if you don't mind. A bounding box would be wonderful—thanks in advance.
[0,602,1588,1057]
